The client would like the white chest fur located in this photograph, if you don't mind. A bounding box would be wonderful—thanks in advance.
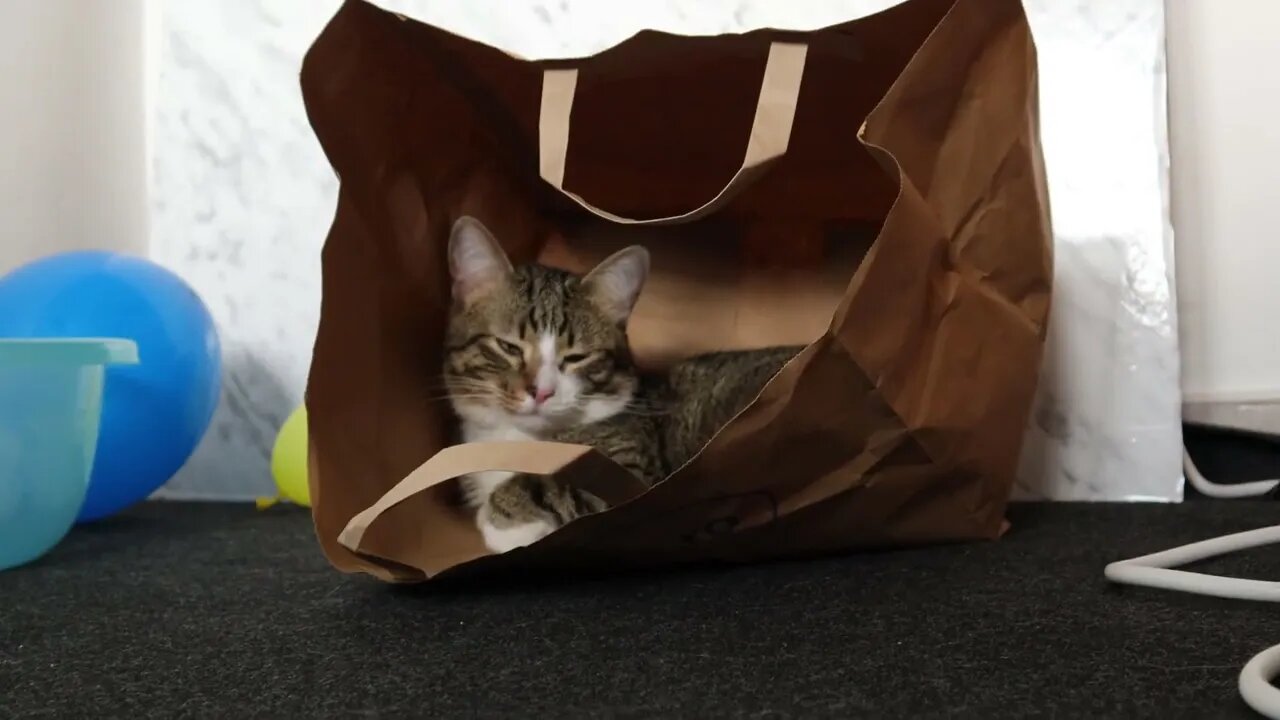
[457,421,535,506]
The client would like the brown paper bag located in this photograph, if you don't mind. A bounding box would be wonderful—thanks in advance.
[300,0,1053,582]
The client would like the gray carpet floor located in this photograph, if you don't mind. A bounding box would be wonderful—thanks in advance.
[0,500,1276,718]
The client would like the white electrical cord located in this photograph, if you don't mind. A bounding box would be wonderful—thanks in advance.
[1104,449,1280,718]
[1183,448,1280,498]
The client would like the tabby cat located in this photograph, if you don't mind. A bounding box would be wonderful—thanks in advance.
[443,216,799,552]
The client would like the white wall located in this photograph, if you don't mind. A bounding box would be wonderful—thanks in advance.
[0,0,149,273]
[1168,0,1280,405]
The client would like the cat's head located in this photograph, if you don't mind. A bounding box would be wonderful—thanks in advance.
[442,216,649,435]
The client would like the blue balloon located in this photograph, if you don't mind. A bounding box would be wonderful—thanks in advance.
[0,251,221,521]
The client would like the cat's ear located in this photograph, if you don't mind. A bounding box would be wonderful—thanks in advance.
[449,216,512,305]
[582,246,649,324]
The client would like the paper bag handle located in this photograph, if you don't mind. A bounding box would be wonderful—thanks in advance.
[539,41,808,226]
[338,442,646,552]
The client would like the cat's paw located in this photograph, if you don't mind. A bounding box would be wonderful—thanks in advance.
[477,513,557,553]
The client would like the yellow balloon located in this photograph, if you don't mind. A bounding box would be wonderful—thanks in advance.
[270,405,310,507]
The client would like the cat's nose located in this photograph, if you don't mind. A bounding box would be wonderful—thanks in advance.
[531,385,555,404]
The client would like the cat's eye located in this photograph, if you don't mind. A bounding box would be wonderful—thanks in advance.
[561,352,590,365]
[494,338,523,356]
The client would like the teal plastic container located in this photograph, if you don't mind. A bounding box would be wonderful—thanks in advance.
[0,339,138,570]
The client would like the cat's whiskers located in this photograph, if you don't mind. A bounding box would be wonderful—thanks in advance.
[577,393,664,405]
[572,394,672,417]
[428,393,500,404]
[612,408,673,417]
[429,375,499,390]
[439,383,504,396]
[441,388,501,399]
[435,376,494,387]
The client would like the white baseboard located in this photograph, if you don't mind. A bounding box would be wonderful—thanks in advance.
[148,489,260,503]
[1183,398,1280,438]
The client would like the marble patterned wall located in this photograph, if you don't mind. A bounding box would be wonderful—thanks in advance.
[150,0,1181,502]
